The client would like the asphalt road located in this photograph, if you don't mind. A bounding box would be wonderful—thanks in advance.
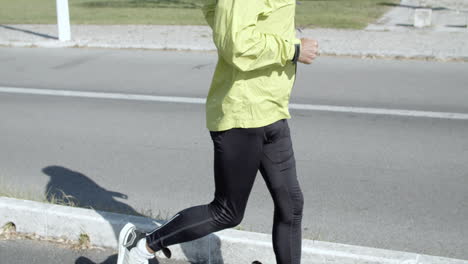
[0,47,467,260]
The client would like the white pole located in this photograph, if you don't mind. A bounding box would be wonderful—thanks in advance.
[56,0,71,41]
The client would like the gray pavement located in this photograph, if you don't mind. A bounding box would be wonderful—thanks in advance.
[1,47,467,113]
[0,47,467,260]
[0,239,190,264]
[1,92,467,260]
[0,21,466,61]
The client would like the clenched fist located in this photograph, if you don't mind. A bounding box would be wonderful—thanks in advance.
[298,38,319,64]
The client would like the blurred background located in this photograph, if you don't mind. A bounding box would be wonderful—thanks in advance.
[0,0,399,29]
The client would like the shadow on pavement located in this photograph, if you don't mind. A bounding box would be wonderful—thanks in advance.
[446,24,468,28]
[75,255,162,264]
[78,0,200,9]
[42,165,224,264]
[378,2,448,11]
[395,23,414,27]
[0,24,58,40]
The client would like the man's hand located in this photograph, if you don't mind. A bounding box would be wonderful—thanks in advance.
[298,38,319,64]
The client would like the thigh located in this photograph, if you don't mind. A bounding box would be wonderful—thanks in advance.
[260,120,303,208]
[210,127,264,214]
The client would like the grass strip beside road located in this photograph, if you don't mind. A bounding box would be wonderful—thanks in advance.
[0,0,399,29]
[0,179,171,221]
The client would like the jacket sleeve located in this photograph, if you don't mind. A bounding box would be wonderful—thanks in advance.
[201,0,216,29]
[211,0,300,72]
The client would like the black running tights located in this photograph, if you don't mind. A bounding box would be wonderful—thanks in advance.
[146,119,304,264]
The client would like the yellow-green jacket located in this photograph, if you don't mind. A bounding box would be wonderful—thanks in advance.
[202,0,301,131]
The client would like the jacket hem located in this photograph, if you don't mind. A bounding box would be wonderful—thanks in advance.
[206,113,291,132]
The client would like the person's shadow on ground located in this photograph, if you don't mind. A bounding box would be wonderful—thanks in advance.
[42,165,224,264]
[0,24,58,39]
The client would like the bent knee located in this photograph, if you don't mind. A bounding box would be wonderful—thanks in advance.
[219,215,243,229]
[209,197,244,229]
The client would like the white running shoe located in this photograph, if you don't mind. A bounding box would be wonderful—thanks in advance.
[117,222,153,264]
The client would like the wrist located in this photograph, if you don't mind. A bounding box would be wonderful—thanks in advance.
[292,43,300,64]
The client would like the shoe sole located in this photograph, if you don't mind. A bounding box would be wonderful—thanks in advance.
[117,223,136,264]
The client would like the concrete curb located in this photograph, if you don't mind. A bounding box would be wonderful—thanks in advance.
[1,197,467,264]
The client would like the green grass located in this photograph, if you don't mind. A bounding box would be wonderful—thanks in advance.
[0,180,47,205]
[78,233,91,247]
[296,0,400,29]
[1,222,16,233]
[0,0,399,29]
[0,180,79,208]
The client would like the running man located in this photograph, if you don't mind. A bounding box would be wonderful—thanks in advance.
[117,0,318,263]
